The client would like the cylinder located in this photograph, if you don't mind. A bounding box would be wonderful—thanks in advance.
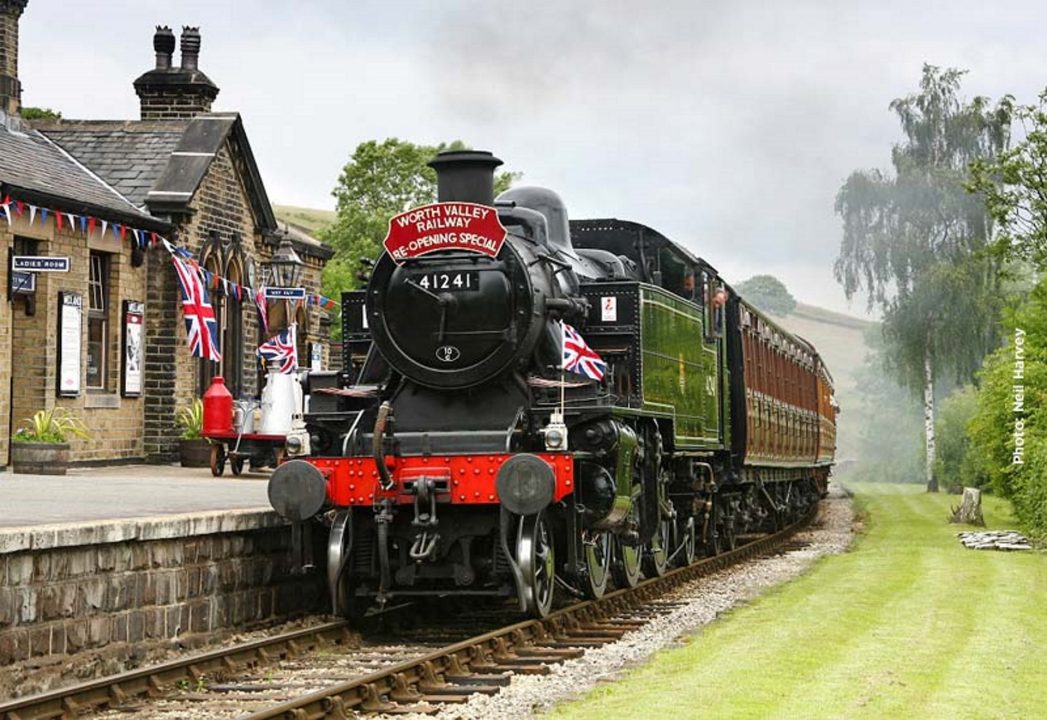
[202,376,234,436]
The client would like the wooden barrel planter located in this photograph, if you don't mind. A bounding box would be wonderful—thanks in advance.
[11,442,71,475]
[179,438,213,468]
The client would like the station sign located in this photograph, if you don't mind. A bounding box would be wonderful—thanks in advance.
[10,270,35,294]
[13,255,70,272]
[264,287,307,300]
[383,202,507,264]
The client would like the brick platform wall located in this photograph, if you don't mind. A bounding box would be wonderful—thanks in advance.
[0,510,324,673]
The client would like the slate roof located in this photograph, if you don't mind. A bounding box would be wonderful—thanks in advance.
[33,120,187,207]
[0,121,165,227]
[29,114,332,260]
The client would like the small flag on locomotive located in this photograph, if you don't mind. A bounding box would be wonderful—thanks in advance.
[561,321,607,381]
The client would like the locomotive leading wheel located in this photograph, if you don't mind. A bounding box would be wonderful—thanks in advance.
[327,510,365,620]
[517,511,555,617]
[582,529,612,600]
[209,444,225,477]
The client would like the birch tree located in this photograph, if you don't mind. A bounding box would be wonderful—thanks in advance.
[834,65,1011,492]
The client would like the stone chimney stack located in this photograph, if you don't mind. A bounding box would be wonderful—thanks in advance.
[133,24,219,120]
[0,0,28,117]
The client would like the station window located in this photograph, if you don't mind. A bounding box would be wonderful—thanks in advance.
[87,251,111,390]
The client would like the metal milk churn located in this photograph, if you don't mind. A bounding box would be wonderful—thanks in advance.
[258,361,303,435]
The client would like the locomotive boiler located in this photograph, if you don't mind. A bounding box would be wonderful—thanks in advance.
[267,150,837,618]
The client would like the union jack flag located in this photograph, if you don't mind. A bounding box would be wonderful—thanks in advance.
[171,255,221,362]
[562,322,606,381]
[257,325,297,374]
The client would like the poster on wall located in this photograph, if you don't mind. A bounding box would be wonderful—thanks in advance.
[310,342,323,372]
[57,292,82,397]
[122,300,144,397]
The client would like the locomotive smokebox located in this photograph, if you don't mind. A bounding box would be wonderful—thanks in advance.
[428,150,503,205]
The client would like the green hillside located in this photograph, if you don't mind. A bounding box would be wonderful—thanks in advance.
[273,204,336,235]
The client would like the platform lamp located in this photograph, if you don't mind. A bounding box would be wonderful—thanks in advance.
[265,236,304,288]
[263,236,305,358]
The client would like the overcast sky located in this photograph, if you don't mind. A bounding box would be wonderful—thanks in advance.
[16,1,1047,316]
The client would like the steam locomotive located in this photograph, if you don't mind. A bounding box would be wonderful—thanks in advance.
[267,150,837,618]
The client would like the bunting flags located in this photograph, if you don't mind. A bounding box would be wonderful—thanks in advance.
[0,190,344,362]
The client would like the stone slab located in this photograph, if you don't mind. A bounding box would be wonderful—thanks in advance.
[0,464,278,543]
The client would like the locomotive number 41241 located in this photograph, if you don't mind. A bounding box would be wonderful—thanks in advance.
[412,271,480,291]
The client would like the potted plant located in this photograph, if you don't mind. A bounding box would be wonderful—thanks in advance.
[177,398,211,467]
[12,407,91,475]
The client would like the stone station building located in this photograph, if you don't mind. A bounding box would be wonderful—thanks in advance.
[0,2,333,466]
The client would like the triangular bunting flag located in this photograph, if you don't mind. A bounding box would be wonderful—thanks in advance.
[28,205,36,225]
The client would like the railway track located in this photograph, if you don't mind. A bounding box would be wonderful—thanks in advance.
[0,507,815,720]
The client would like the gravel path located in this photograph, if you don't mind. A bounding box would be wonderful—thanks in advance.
[405,484,855,720]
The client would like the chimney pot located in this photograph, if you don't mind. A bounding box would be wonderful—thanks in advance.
[153,25,174,70]
[180,26,200,70]
[428,150,503,205]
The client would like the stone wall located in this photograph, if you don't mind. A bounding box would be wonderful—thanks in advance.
[0,510,323,682]
[143,137,331,461]
[2,212,149,463]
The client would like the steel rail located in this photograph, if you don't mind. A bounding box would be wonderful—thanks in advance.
[0,620,359,720]
[245,507,817,719]
[0,506,815,720]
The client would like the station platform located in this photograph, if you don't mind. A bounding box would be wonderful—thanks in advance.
[0,463,270,530]
[0,464,322,678]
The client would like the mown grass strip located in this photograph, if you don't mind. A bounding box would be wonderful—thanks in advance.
[546,484,1047,720]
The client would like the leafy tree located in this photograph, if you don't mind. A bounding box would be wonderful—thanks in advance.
[933,385,985,492]
[20,106,61,120]
[320,138,519,337]
[735,274,797,316]
[834,65,1012,491]
[970,89,1047,271]
[966,280,1047,536]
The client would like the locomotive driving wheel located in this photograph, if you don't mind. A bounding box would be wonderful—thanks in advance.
[581,529,612,599]
[517,510,555,617]
[675,515,697,567]
[613,500,643,588]
[643,478,672,578]
[643,514,672,578]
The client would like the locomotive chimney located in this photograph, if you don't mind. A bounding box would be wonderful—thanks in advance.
[428,150,503,205]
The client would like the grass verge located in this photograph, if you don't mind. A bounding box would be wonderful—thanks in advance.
[546,484,1047,720]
